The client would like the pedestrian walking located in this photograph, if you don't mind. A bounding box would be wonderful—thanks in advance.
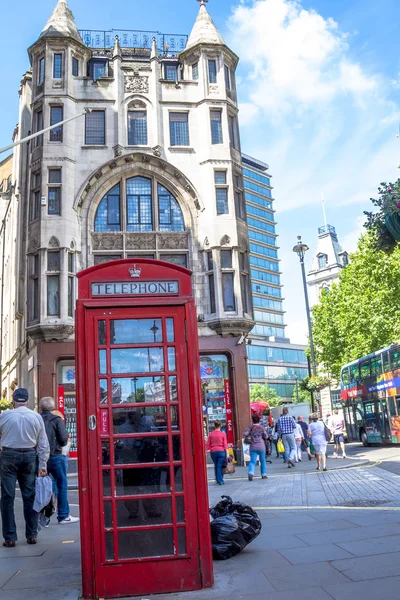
[0,388,50,547]
[308,412,327,471]
[39,397,79,524]
[243,414,268,481]
[294,420,304,462]
[329,408,347,458]
[277,408,297,468]
[298,416,312,461]
[206,420,228,486]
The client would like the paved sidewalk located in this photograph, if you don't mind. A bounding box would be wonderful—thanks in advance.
[2,462,400,600]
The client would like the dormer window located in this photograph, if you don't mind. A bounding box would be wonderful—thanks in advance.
[340,252,349,267]
[164,63,178,81]
[88,59,108,82]
[318,254,328,269]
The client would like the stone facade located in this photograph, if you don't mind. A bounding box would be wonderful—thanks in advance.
[3,0,253,441]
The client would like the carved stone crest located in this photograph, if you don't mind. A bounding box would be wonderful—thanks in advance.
[109,161,118,170]
[95,170,103,180]
[220,235,231,246]
[152,145,162,158]
[125,73,149,93]
[113,145,123,158]
[141,155,150,163]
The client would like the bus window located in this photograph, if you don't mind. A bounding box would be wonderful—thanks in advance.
[389,397,397,417]
[389,347,400,370]
[371,356,383,376]
[360,360,371,379]
[341,368,349,386]
[383,352,390,373]
[350,364,359,381]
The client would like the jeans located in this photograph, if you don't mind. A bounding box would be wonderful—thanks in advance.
[248,449,267,477]
[52,455,68,498]
[47,454,69,522]
[0,448,38,541]
[282,433,296,462]
[296,440,302,461]
[210,451,226,485]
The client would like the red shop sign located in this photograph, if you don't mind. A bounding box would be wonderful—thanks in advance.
[58,386,65,417]
[224,379,234,448]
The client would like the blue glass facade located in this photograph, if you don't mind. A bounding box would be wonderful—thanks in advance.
[243,154,308,403]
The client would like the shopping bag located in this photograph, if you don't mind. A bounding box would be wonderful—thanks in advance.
[277,439,285,453]
[33,476,53,513]
[222,460,236,475]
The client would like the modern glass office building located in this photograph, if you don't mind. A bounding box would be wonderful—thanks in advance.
[243,154,309,403]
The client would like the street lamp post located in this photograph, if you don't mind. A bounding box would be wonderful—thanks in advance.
[293,236,317,412]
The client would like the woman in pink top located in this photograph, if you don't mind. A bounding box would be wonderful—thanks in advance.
[206,420,228,485]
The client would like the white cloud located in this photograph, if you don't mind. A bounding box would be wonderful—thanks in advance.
[230,0,377,118]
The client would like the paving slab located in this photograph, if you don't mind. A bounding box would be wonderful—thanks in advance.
[331,551,400,581]
[336,534,400,557]
[3,566,81,590]
[0,587,82,600]
[221,590,334,600]
[297,522,400,545]
[261,562,350,591]
[279,542,353,564]
[323,575,400,600]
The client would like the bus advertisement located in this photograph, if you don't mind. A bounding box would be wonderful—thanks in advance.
[340,343,400,446]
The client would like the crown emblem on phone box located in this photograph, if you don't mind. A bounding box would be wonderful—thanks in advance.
[129,265,142,278]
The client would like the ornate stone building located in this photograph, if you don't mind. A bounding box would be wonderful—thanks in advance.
[4,0,254,445]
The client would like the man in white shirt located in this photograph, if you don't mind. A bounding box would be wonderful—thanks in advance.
[0,388,50,547]
[329,408,347,459]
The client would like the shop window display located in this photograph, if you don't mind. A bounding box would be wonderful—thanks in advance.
[57,360,77,456]
[200,354,233,447]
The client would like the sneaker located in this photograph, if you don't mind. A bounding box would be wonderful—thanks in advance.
[343,455,347,459]
[332,453,338,459]
[248,474,253,481]
[59,516,79,525]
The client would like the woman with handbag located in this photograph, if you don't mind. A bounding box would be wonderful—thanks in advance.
[308,413,328,471]
[206,420,229,486]
[243,414,268,481]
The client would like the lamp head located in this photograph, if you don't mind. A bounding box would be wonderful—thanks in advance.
[293,235,309,261]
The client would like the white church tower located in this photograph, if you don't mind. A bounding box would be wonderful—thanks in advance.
[307,224,348,306]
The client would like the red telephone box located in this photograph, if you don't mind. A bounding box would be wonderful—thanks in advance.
[75,259,213,599]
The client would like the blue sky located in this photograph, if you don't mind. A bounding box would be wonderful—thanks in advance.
[1,0,400,343]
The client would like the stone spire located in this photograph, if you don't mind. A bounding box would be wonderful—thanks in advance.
[186,1,225,51]
[40,0,83,44]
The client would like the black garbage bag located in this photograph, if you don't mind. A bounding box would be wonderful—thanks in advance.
[210,495,262,560]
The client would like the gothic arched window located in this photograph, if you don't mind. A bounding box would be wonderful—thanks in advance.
[94,177,185,233]
[94,183,121,232]
[158,184,184,231]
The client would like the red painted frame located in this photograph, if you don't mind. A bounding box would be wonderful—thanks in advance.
[76,260,213,600]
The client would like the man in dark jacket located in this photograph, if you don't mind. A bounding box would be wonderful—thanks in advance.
[40,397,79,525]
[298,416,312,461]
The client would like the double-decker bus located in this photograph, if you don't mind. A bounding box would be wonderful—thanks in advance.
[340,343,400,446]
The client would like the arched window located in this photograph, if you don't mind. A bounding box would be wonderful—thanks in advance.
[93,177,185,233]
[94,184,121,232]
[128,110,148,145]
[126,176,153,232]
[158,184,184,231]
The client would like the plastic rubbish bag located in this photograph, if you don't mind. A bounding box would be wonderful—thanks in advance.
[210,495,262,560]
[33,476,53,513]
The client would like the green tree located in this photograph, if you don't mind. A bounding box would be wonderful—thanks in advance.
[312,231,400,379]
[291,386,311,405]
[250,383,282,407]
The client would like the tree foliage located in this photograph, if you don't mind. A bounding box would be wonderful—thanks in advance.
[312,231,400,379]
[291,386,311,405]
[249,384,282,407]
